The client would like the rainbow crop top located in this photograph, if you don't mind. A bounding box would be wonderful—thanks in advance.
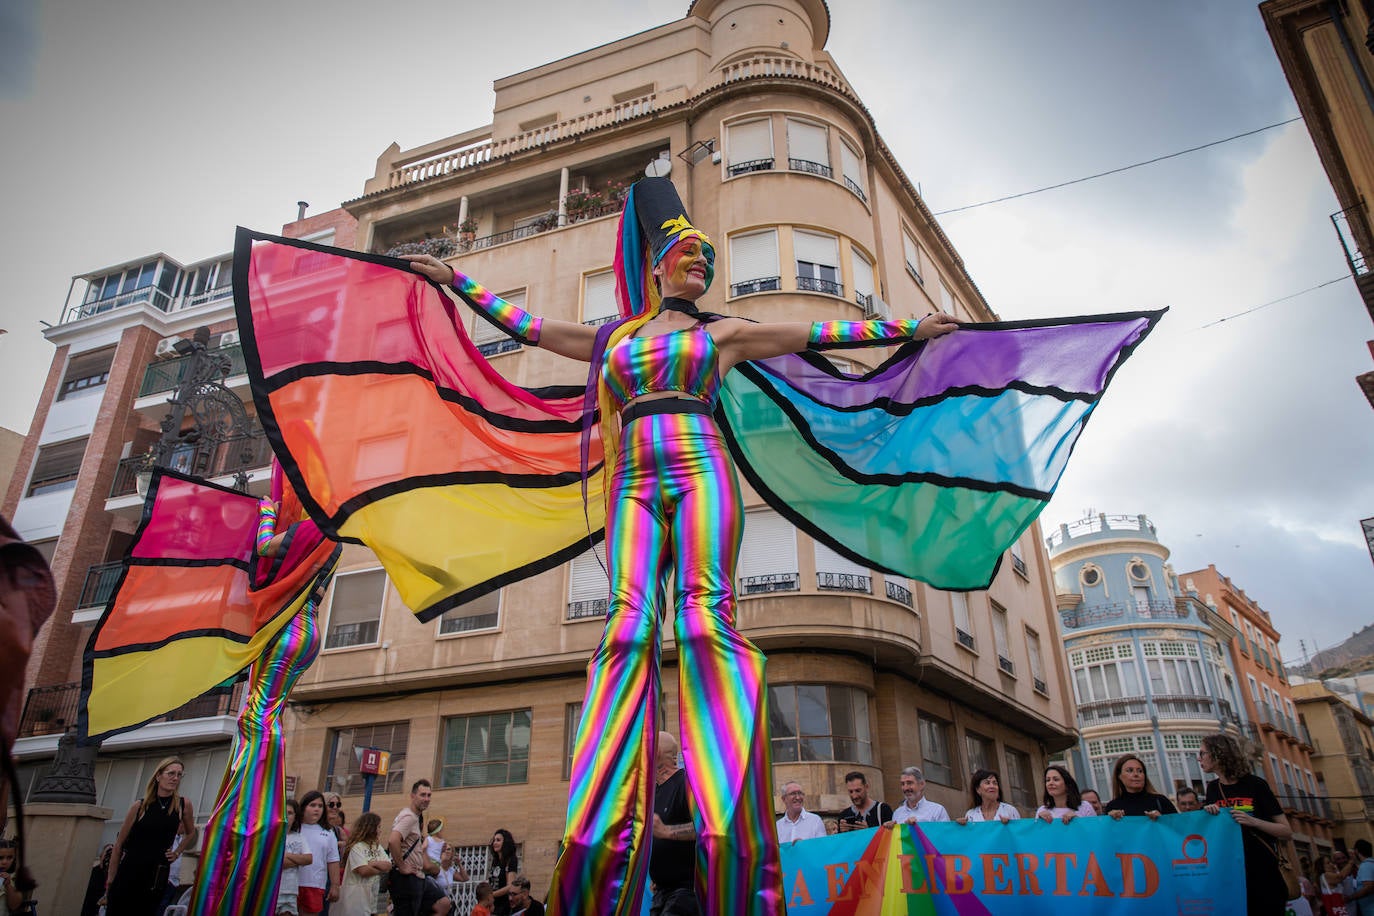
[601,323,722,410]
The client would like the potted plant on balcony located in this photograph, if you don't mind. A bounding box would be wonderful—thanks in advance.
[458,216,478,249]
[563,187,603,223]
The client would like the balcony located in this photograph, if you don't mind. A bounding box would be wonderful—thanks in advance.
[77,561,124,609]
[955,628,975,651]
[788,158,832,178]
[139,344,247,397]
[739,573,799,596]
[567,599,608,621]
[110,431,274,498]
[731,277,781,297]
[1059,599,1187,629]
[728,158,774,176]
[796,276,843,296]
[1152,695,1216,720]
[324,619,379,650]
[1033,677,1048,695]
[18,680,244,739]
[1078,696,1149,726]
[1011,554,1029,579]
[884,580,912,607]
[1331,203,1370,277]
[816,571,871,594]
[843,176,868,203]
[477,339,522,357]
[997,655,1016,676]
[64,286,175,324]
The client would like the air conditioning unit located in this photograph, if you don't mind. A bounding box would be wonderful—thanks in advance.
[218,330,240,347]
[154,336,184,358]
[864,296,891,321]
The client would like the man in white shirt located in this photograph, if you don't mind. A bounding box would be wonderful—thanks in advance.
[888,766,950,824]
[775,781,826,843]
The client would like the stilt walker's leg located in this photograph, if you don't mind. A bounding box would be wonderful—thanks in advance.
[548,439,671,916]
[670,419,785,916]
[189,598,324,916]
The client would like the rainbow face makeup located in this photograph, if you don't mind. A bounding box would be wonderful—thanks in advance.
[657,237,716,294]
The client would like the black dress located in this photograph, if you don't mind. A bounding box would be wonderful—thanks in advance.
[1205,774,1288,916]
[1103,790,1177,816]
[106,796,182,915]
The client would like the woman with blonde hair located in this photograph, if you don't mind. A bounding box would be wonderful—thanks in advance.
[337,812,390,916]
[102,756,197,914]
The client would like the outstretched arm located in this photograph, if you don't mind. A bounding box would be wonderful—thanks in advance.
[713,312,959,373]
[403,254,599,362]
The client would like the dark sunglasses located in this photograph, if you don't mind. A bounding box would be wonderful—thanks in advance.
[327,801,341,808]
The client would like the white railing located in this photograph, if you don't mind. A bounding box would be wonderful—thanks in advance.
[382,53,853,190]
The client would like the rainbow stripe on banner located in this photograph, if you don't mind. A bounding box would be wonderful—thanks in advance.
[777,811,1242,915]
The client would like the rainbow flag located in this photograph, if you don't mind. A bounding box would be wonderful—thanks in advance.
[81,470,338,741]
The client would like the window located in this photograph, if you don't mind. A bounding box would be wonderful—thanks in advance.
[1070,643,1142,715]
[966,731,995,773]
[27,437,88,497]
[951,592,974,651]
[568,549,610,619]
[439,709,532,788]
[918,714,954,785]
[794,230,841,296]
[1009,540,1028,579]
[439,590,499,635]
[729,230,781,296]
[726,119,774,175]
[851,249,877,312]
[992,602,1013,675]
[1132,585,1151,613]
[472,290,526,356]
[1004,747,1035,809]
[768,684,872,763]
[563,703,583,780]
[324,722,409,796]
[786,119,831,177]
[814,540,871,594]
[840,139,866,201]
[1084,735,1158,795]
[1247,675,1260,702]
[737,508,797,594]
[582,271,618,325]
[939,279,957,313]
[324,568,387,649]
[59,348,114,401]
[1080,564,1102,587]
[902,232,923,284]
[1026,629,1048,695]
[1143,649,1206,697]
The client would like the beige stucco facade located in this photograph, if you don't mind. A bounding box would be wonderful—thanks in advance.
[1291,680,1374,850]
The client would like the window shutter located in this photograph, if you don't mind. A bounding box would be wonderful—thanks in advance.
[728,120,772,165]
[583,272,617,322]
[473,290,525,344]
[787,120,829,167]
[840,141,864,189]
[729,231,779,283]
[902,233,922,280]
[851,250,874,297]
[814,540,866,577]
[738,509,797,579]
[793,231,838,268]
[569,550,609,603]
[328,569,387,627]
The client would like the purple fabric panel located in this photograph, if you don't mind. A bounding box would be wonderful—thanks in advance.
[752,317,1152,409]
[131,477,258,561]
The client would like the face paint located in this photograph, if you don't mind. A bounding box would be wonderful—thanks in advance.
[658,238,715,294]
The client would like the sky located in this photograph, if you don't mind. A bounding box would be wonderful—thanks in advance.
[1,0,1371,657]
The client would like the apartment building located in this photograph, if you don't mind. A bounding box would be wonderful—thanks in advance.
[1291,679,1374,850]
[1183,564,1336,860]
[6,0,1078,895]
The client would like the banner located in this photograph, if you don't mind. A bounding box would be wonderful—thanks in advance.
[777,811,1242,915]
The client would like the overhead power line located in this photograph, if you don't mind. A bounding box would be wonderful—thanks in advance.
[933,117,1304,216]
[1195,275,1349,330]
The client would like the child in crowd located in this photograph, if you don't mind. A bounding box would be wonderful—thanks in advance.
[279,799,313,916]
[471,881,495,916]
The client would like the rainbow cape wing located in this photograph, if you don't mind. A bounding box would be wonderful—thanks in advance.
[718,312,1162,590]
[81,470,339,742]
[233,228,604,622]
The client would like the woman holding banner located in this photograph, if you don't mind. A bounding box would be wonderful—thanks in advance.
[1104,754,1176,819]
[1200,733,1292,916]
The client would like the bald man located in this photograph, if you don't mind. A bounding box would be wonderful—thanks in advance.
[649,732,700,915]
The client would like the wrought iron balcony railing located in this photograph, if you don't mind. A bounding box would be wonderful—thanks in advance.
[997,655,1015,676]
[439,612,499,634]
[788,158,832,178]
[728,158,774,176]
[844,176,868,203]
[18,680,244,738]
[884,580,912,607]
[1059,599,1187,628]
[796,276,843,296]
[78,561,124,609]
[477,338,522,357]
[955,628,975,651]
[567,599,608,620]
[110,431,274,498]
[1033,677,1048,695]
[739,573,799,595]
[324,619,379,649]
[140,344,247,397]
[730,277,781,297]
[1078,696,1148,726]
[817,571,872,594]
[1331,204,1370,276]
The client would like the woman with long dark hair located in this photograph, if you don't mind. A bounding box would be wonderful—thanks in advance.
[956,769,1019,824]
[1035,764,1095,823]
[1200,733,1292,916]
[103,756,197,914]
[1104,754,1176,819]
[486,829,518,916]
[296,790,341,916]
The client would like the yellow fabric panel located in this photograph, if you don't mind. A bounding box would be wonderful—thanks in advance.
[338,479,606,616]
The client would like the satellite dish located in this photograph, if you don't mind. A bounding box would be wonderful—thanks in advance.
[645,158,672,178]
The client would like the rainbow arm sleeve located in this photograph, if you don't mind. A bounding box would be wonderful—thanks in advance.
[256,498,278,556]
[807,317,922,350]
[450,267,543,346]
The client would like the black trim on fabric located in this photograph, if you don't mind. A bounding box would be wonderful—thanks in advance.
[330,464,604,523]
[129,556,252,572]
[728,363,1055,501]
[410,527,606,623]
[257,360,590,434]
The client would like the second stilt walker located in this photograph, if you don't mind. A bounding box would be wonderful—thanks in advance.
[404,177,958,916]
